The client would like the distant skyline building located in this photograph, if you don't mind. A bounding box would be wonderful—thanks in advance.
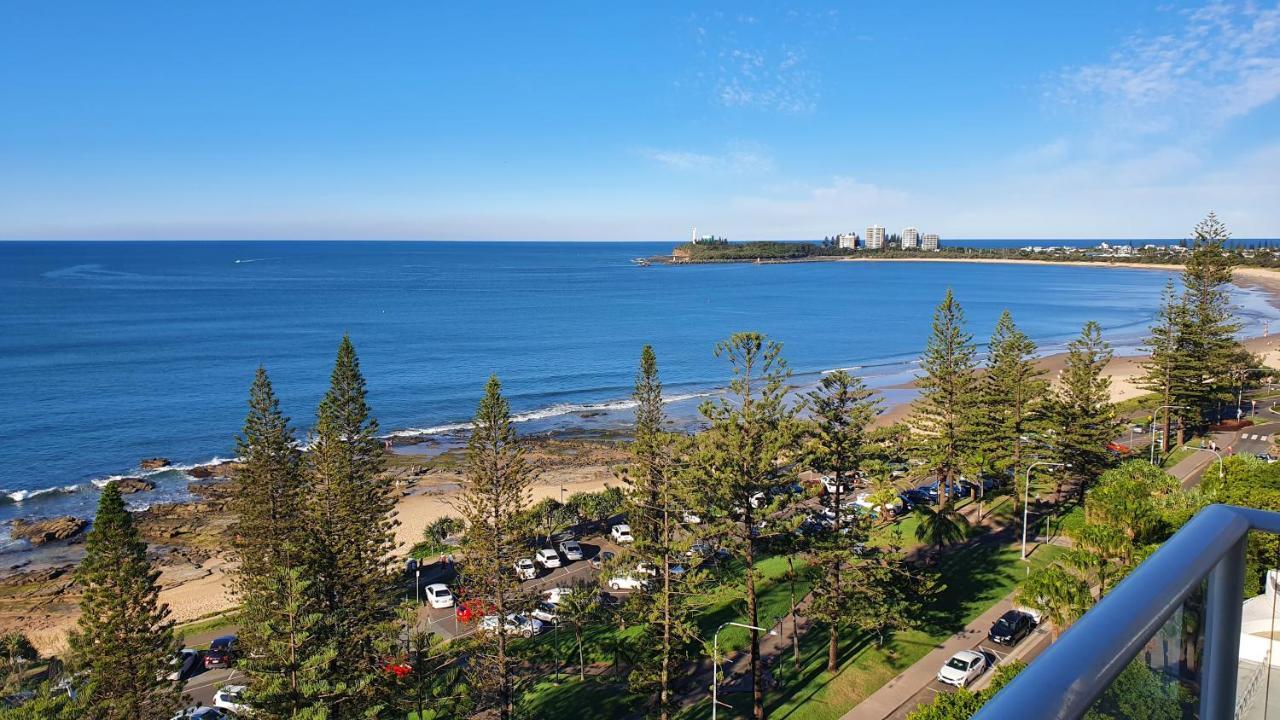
[864,225,885,250]
[900,226,919,250]
[921,232,940,251]
[837,232,858,249]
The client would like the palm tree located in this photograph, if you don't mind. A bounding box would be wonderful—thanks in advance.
[913,502,969,559]
[1015,565,1092,640]
[0,632,36,689]
[556,584,600,681]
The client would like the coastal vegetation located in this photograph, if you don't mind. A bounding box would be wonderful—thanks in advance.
[3,213,1274,720]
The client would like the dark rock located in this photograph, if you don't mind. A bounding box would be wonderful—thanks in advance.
[110,477,155,494]
[10,516,88,545]
[140,457,171,470]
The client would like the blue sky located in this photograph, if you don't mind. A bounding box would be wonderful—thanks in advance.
[2,1,1279,240]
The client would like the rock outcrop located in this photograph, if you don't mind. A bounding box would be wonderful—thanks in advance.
[10,516,88,545]
[110,477,155,494]
[140,457,171,470]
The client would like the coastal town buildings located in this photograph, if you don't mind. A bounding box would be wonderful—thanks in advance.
[921,233,940,251]
[837,232,858,249]
[901,227,919,250]
[864,225,885,250]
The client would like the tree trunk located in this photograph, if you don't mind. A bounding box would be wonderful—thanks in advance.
[577,627,585,682]
[827,626,838,674]
[787,556,800,671]
[661,508,672,720]
[746,525,764,720]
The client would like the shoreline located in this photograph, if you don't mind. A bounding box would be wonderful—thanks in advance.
[6,260,1280,654]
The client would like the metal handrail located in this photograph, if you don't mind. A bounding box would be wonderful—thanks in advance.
[976,504,1280,720]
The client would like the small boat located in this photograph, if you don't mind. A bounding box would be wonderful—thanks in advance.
[632,258,651,267]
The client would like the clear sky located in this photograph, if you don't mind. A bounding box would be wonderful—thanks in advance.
[2,1,1278,240]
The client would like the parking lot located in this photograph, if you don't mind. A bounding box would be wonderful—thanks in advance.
[415,536,628,640]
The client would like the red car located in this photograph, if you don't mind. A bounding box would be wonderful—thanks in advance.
[1106,442,1132,456]
[455,598,495,623]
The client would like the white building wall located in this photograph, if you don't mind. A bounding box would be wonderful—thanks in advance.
[901,227,919,250]
[864,225,885,250]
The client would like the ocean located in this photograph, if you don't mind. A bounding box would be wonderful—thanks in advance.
[2,240,1278,537]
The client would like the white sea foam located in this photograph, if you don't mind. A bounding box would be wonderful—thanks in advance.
[2,485,81,504]
[386,391,715,439]
[821,366,863,375]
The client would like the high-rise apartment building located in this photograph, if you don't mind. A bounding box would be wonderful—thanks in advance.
[901,227,919,250]
[864,225,885,250]
[837,232,858,249]
[921,233,940,251]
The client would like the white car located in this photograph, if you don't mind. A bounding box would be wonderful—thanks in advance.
[423,583,454,609]
[820,476,851,494]
[543,586,573,605]
[480,612,544,638]
[170,709,230,720]
[937,650,987,687]
[167,648,199,681]
[636,561,686,577]
[682,512,702,524]
[607,574,647,591]
[611,524,635,543]
[213,684,251,714]
[558,540,584,561]
[534,548,562,569]
[1013,604,1043,624]
[514,558,537,581]
[530,601,559,624]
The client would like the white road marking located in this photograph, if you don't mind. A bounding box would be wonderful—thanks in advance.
[1262,436,1270,442]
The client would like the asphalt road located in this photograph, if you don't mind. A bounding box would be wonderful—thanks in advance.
[884,623,1054,720]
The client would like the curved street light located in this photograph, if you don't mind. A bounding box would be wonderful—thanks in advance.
[712,621,778,720]
[1022,461,1066,561]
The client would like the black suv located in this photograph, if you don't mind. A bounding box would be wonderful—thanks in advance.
[988,610,1034,646]
[204,635,238,669]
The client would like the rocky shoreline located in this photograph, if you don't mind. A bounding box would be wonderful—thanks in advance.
[0,434,630,654]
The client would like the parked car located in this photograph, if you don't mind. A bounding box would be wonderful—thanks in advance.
[530,601,559,624]
[682,512,702,524]
[1257,453,1277,464]
[170,708,231,720]
[213,684,251,714]
[610,524,635,543]
[479,613,544,638]
[167,648,199,681]
[204,635,238,669]
[988,610,1035,646]
[607,574,647,591]
[636,561,686,578]
[456,598,496,623]
[558,540,584,561]
[543,586,573,605]
[589,550,615,569]
[534,548,562,569]
[820,475,852,495]
[749,491,768,509]
[1013,604,1043,624]
[937,650,987,687]
[424,583,454,609]
[514,558,538,580]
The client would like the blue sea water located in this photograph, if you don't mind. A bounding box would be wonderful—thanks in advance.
[1,240,1278,534]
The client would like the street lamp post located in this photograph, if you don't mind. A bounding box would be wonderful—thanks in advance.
[1022,461,1065,561]
[1151,405,1191,465]
[712,621,777,720]
[415,567,420,605]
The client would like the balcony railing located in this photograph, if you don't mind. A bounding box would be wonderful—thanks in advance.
[976,503,1280,720]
